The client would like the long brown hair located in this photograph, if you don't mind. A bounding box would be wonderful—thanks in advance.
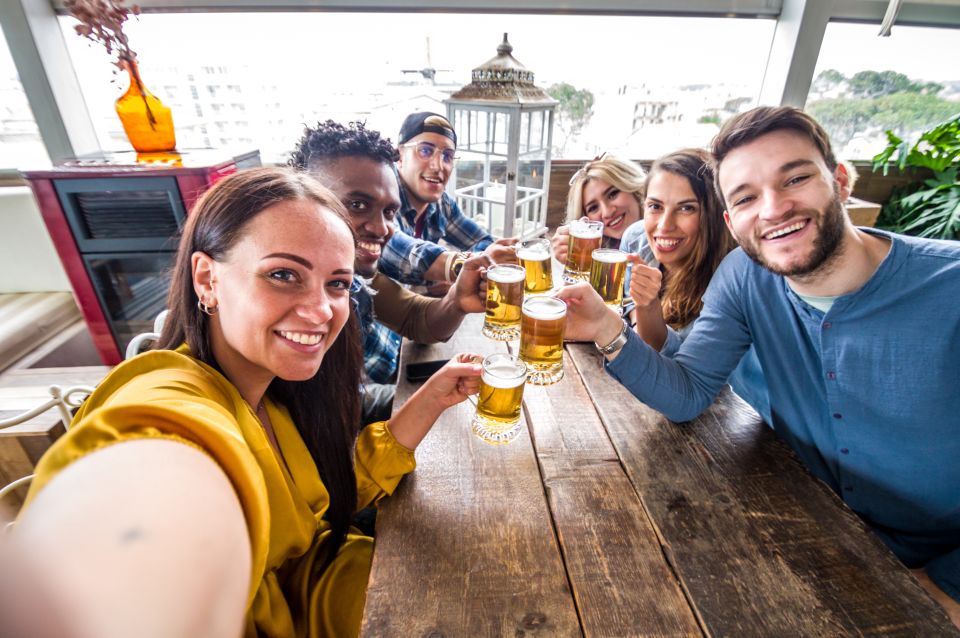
[649,149,736,328]
[158,167,363,566]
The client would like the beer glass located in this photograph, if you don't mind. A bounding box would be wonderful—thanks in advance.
[562,219,603,283]
[519,296,567,385]
[471,353,528,445]
[517,237,553,295]
[590,248,628,307]
[482,264,525,341]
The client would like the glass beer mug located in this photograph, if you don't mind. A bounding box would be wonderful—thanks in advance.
[562,219,603,283]
[517,237,553,295]
[482,264,526,341]
[471,353,528,445]
[519,296,567,385]
[590,248,628,307]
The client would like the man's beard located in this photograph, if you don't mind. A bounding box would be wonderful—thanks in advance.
[739,192,846,279]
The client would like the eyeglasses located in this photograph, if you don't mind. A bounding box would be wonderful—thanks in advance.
[568,151,608,186]
[402,141,457,166]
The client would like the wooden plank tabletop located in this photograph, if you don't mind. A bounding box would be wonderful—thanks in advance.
[361,316,581,637]
[362,316,958,637]
[567,343,958,637]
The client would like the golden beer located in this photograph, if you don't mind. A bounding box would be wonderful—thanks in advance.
[519,296,567,385]
[563,219,603,283]
[590,248,628,307]
[482,264,526,341]
[518,238,553,294]
[472,354,528,445]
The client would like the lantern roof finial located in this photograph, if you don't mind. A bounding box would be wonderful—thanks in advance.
[447,34,557,105]
[497,33,513,56]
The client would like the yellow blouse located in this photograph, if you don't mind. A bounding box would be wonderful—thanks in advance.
[23,346,416,637]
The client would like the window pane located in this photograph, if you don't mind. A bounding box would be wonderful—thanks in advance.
[809,22,960,160]
[0,29,50,170]
[60,13,773,163]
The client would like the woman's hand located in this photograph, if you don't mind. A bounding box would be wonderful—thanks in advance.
[628,258,663,310]
[419,353,483,410]
[551,224,571,264]
[388,353,483,449]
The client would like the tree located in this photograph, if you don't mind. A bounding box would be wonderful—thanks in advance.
[807,68,958,156]
[812,69,845,94]
[547,82,594,156]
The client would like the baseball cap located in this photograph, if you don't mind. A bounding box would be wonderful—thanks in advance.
[398,112,457,147]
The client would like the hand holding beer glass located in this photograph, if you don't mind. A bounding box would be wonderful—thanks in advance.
[519,296,567,385]
[471,353,528,444]
[517,238,553,295]
[482,264,526,341]
[590,248,628,307]
[562,219,603,283]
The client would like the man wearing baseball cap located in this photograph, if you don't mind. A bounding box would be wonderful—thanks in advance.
[394,112,496,274]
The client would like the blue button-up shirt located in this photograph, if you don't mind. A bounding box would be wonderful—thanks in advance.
[607,229,960,598]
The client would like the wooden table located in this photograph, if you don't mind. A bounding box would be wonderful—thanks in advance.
[361,315,958,637]
[0,366,109,504]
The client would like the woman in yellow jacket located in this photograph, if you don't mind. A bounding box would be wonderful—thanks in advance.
[5,167,482,638]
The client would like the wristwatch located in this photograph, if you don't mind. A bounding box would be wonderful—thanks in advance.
[448,251,470,281]
[595,320,630,356]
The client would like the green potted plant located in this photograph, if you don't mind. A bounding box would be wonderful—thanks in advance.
[871,114,960,240]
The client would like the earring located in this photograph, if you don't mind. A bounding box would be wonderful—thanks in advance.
[197,298,219,315]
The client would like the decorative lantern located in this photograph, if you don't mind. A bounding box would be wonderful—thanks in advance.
[445,34,557,239]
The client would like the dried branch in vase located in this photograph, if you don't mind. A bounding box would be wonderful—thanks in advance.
[64,0,141,69]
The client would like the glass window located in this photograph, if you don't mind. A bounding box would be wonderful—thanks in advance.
[0,29,50,170]
[59,12,774,163]
[809,22,960,160]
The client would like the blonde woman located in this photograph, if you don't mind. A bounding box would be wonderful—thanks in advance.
[551,154,646,263]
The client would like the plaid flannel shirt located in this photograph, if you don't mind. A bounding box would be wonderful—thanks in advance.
[377,227,446,286]
[350,276,402,384]
[396,171,494,252]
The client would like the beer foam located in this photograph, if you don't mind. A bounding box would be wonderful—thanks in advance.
[522,296,567,320]
[487,264,526,284]
[482,361,527,388]
[592,249,628,263]
[517,247,549,262]
[570,227,602,239]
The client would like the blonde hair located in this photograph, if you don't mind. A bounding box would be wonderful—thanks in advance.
[565,155,647,223]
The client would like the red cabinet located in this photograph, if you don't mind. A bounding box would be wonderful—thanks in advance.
[22,150,260,364]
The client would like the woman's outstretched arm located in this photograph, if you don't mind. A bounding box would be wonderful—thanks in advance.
[6,439,250,638]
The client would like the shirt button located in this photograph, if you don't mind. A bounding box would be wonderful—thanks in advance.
[840,448,849,454]
[833,413,843,419]
[823,321,832,329]
[826,371,836,380]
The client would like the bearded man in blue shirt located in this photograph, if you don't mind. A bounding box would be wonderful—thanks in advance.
[556,106,960,627]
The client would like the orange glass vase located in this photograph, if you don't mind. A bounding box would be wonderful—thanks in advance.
[115,59,176,152]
